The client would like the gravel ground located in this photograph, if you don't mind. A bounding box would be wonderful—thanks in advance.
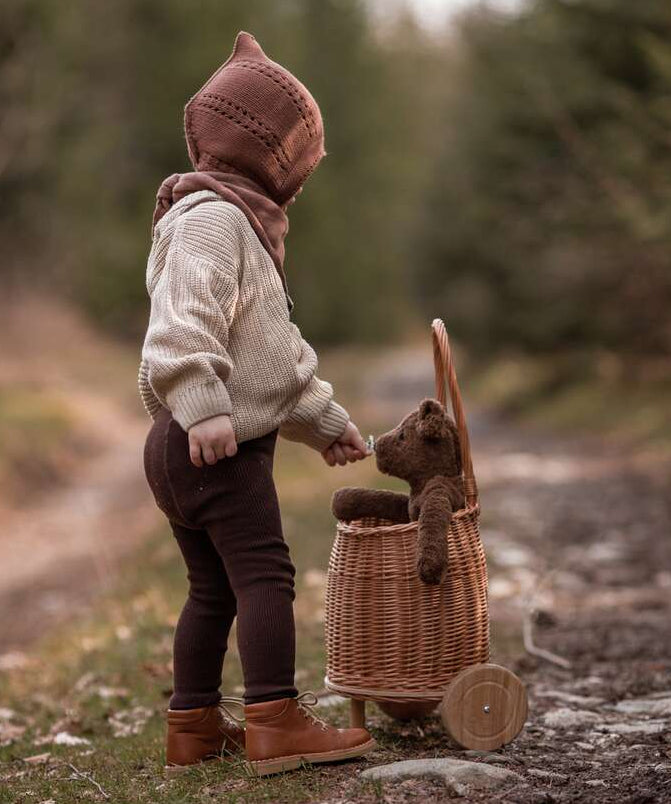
[353,412,671,803]
[2,339,670,802]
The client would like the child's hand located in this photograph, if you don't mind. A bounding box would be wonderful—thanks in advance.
[321,421,370,467]
[188,414,237,467]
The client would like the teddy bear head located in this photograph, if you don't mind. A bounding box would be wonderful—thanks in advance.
[374,398,462,485]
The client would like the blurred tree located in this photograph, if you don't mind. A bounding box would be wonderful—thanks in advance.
[0,0,438,345]
[4,0,670,360]
[0,0,53,289]
[415,0,671,359]
[272,0,401,343]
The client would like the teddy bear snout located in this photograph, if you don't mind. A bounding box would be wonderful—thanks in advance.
[373,436,388,470]
[373,435,397,475]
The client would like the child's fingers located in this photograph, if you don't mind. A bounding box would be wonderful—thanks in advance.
[202,444,218,465]
[342,424,367,454]
[332,443,348,466]
[350,432,368,453]
[334,441,368,463]
[188,435,204,467]
[210,433,237,460]
[224,437,238,458]
[341,444,360,462]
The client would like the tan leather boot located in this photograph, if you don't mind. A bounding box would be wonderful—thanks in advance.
[165,699,245,775]
[245,692,376,776]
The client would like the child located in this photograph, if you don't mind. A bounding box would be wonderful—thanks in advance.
[139,32,375,776]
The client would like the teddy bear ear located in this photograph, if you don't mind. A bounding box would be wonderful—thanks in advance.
[417,398,448,440]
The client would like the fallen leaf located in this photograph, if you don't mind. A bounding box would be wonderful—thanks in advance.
[74,672,96,692]
[52,732,91,746]
[94,686,129,700]
[24,752,52,764]
[115,625,132,641]
[109,706,152,738]
[0,722,26,746]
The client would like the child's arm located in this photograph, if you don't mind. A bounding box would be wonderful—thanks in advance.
[278,372,350,451]
[279,324,368,464]
[142,234,238,442]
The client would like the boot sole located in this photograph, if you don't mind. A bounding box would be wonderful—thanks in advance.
[247,737,377,776]
[164,750,242,777]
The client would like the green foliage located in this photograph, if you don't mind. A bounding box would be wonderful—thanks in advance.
[416,0,671,357]
[0,0,442,345]
[0,384,80,495]
[2,0,670,358]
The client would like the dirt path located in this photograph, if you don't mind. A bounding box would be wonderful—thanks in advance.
[0,408,159,651]
[0,299,161,651]
[469,420,671,802]
[1,323,670,801]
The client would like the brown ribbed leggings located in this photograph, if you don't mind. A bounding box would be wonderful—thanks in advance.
[143,409,297,708]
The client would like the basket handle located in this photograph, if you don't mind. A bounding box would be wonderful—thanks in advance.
[431,318,478,506]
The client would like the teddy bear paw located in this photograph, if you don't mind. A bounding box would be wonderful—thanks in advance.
[417,554,447,586]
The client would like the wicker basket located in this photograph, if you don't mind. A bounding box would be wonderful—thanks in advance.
[324,319,489,705]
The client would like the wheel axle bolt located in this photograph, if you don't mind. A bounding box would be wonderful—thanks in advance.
[483,705,491,714]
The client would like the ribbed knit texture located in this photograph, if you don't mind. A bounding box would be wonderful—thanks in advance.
[145,410,297,707]
[139,190,349,451]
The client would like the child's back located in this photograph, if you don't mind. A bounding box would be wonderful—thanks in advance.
[141,192,348,450]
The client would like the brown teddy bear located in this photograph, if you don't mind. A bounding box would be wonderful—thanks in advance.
[331,398,465,585]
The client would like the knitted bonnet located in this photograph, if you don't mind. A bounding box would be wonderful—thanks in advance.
[184,31,326,205]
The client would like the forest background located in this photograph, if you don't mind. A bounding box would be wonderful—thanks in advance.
[2,3,671,802]
[4,0,670,382]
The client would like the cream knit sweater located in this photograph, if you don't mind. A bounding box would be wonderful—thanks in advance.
[138,190,350,451]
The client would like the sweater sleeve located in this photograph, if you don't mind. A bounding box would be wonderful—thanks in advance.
[141,233,239,431]
[278,324,350,451]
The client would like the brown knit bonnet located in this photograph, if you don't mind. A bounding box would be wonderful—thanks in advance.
[184,31,326,205]
[153,32,326,312]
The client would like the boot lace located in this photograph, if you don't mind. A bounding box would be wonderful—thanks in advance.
[296,691,330,732]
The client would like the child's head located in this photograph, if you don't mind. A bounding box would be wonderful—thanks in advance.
[184,32,325,206]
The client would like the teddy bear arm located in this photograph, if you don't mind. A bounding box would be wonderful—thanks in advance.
[416,489,454,585]
[331,487,410,523]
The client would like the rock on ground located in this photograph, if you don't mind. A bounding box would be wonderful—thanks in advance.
[599,719,668,735]
[542,708,601,729]
[361,757,521,796]
[609,695,671,717]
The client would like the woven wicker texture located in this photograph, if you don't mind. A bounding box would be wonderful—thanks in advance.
[324,319,489,703]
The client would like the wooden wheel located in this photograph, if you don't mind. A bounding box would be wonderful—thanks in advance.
[440,664,527,750]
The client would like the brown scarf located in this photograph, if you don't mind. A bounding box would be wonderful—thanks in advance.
[152,31,328,315]
[152,170,292,311]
